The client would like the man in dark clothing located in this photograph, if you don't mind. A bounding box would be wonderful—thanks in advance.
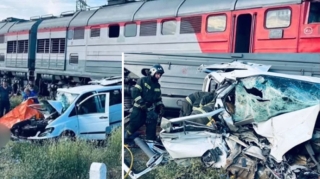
[0,80,13,117]
[125,64,165,148]
[179,91,211,117]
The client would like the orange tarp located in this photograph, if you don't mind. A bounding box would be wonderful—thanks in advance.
[0,98,44,129]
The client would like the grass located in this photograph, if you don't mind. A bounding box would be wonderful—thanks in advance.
[0,96,122,179]
[151,159,228,179]
[125,157,228,179]
[10,95,23,109]
[0,127,122,179]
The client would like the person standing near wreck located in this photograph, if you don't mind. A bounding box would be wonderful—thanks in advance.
[0,80,13,117]
[26,80,39,95]
[125,64,165,148]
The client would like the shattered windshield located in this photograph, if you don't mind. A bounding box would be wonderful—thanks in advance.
[56,91,79,112]
[231,75,320,123]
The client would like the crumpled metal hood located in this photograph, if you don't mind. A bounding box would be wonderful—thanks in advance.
[46,100,63,114]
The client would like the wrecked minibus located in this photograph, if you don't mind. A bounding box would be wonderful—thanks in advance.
[124,61,320,179]
[11,78,122,141]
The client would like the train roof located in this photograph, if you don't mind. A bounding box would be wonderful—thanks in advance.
[69,10,96,27]
[38,16,74,29]
[0,22,7,30]
[88,2,144,25]
[134,0,183,21]
[119,0,302,21]
[0,0,305,32]
[235,0,302,10]
[9,20,39,33]
[0,22,17,34]
[178,0,234,16]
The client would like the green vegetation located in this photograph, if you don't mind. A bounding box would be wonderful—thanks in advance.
[0,127,121,179]
[0,96,122,179]
[10,95,23,109]
[138,158,227,179]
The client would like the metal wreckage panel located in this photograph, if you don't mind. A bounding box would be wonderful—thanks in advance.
[253,105,320,162]
[160,131,228,166]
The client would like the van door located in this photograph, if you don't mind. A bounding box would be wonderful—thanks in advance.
[100,89,122,134]
[77,93,110,140]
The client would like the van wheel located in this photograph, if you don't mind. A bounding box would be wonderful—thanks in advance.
[59,131,76,142]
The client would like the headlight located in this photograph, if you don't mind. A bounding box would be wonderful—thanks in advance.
[38,127,54,137]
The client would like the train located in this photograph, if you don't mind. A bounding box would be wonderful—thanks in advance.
[0,0,319,97]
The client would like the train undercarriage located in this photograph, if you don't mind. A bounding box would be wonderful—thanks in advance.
[0,69,104,99]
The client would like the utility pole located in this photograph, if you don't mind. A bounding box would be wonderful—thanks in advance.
[76,0,88,11]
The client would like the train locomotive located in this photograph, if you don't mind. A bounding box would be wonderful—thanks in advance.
[0,0,319,98]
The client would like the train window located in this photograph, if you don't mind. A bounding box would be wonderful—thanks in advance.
[124,23,137,37]
[51,38,65,53]
[37,40,44,53]
[37,39,50,53]
[7,41,17,53]
[265,9,291,28]
[207,15,226,32]
[18,41,24,53]
[0,54,4,61]
[140,21,157,36]
[90,27,100,37]
[161,20,176,35]
[180,16,202,34]
[0,35,4,43]
[308,2,320,23]
[74,27,85,39]
[109,24,120,38]
[69,53,78,64]
[17,40,28,53]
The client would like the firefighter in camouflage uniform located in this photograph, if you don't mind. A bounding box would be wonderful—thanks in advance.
[125,64,165,148]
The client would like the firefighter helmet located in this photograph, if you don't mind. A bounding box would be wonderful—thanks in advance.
[150,64,164,76]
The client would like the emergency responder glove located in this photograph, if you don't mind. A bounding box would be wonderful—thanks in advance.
[146,110,158,124]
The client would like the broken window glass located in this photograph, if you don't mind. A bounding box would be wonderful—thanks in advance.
[231,75,320,123]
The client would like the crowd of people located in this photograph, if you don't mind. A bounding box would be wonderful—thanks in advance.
[0,79,39,118]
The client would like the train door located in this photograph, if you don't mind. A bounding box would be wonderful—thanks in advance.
[234,14,253,53]
[231,12,256,53]
[298,0,320,52]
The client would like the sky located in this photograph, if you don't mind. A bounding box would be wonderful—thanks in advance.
[0,0,107,20]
